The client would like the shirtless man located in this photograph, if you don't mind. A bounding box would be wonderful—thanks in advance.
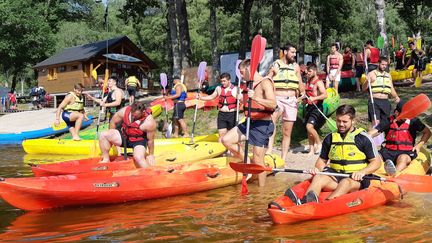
[326,43,343,92]
[222,59,276,187]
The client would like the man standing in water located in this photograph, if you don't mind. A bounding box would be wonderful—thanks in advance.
[326,43,343,92]
[55,83,88,141]
[99,101,156,168]
[266,43,304,164]
[222,59,276,187]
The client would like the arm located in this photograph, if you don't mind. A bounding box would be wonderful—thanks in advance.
[351,54,355,69]
[250,79,276,109]
[295,64,305,93]
[388,78,400,103]
[144,117,157,156]
[326,55,330,74]
[337,54,343,75]
[233,86,243,100]
[362,71,374,91]
[199,87,220,101]
[405,56,412,68]
[109,108,125,129]
[165,85,182,100]
[414,125,431,152]
[55,94,72,122]
[352,133,382,180]
[104,90,123,108]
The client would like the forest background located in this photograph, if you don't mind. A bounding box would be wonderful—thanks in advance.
[0,0,431,93]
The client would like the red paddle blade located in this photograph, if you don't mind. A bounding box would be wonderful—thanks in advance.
[391,174,432,193]
[229,162,272,174]
[397,93,431,120]
[249,35,265,80]
[259,36,267,62]
[241,175,248,195]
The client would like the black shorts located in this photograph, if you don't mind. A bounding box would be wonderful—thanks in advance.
[368,64,378,72]
[379,148,417,162]
[355,66,364,78]
[305,103,325,129]
[127,86,137,97]
[323,167,379,190]
[238,120,274,148]
[368,98,391,123]
[116,129,147,148]
[173,102,186,119]
[217,111,236,130]
[61,111,76,127]
[414,58,427,71]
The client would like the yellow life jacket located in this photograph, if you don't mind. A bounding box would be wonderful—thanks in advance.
[405,48,412,58]
[64,92,84,112]
[272,59,299,90]
[329,128,368,173]
[126,76,139,87]
[171,83,188,101]
[371,70,392,95]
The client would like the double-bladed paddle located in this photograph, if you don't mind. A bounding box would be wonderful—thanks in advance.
[160,73,172,138]
[190,61,207,144]
[235,59,242,125]
[396,93,431,120]
[229,162,432,193]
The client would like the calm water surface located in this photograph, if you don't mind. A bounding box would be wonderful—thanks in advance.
[0,145,432,242]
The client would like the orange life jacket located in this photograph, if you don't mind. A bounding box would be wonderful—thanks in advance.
[241,78,275,120]
[122,106,151,142]
[218,84,237,110]
[385,116,414,151]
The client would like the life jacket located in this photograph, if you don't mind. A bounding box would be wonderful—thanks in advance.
[385,116,414,151]
[405,48,412,58]
[395,50,404,59]
[343,53,352,65]
[121,106,151,142]
[272,59,300,90]
[241,78,275,120]
[126,76,139,87]
[171,83,187,101]
[369,47,380,63]
[305,77,320,105]
[329,56,339,69]
[218,84,237,110]
[106,89,124,114]
[64,92,84,112]
[371,70,392,94]
[329,128,368,173]
[355,53,364,66]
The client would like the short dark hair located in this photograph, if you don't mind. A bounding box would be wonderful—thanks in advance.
[131,101,147,112]
[74,83,84,90]
[109,76,118,84]
[239,59,251,69]
[379,56,388,63]
[307,63,318,71]
[331,43,339,50]
[220,72,231,80]
[366,40,374,46]
[336,105,356,119]
[352,48,358,53]
[283,42,296,51]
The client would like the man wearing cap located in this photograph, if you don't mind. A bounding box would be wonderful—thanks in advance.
[164,76,189,137]
[368,100,431,175]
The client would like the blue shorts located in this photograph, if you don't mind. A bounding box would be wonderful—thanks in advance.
[61,111,75,127]
[238,120,274,147]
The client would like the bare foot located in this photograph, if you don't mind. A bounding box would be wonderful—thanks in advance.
[73,136,82,141]
[182,134,190,138]
[314,144,322,155]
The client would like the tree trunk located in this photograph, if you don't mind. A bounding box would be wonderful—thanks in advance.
[176,0,193,68]
[10,70,19,93]
[316,22,322,68]
[167,0,181,77]
[375,0,388,56]
[298,0,308,64]
[209,1,219,85]
[272,0,281,61]
[238,0,254,59]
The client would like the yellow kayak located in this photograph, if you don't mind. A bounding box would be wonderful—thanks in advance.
[360,63,432,84]
[375,147,431,177]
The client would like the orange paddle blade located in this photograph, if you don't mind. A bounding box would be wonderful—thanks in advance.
[397,93,431,120]
[241,175,248,195]
[229,162,272,174]
[390,174,432,193]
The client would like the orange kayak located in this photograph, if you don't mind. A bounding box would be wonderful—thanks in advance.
[0,160,242,211]
[267,180,401,224]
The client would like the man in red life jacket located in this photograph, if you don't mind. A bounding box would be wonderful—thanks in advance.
[342,46,355,71]
[353,47,364,91]
[222,59,277,187]
[326,43,343,92]
[365,40,380,72]
[302,63,328,155]
[99,101,157,168]
[368,101,431,175]
[198,73,241,142]
[395,43,405,70]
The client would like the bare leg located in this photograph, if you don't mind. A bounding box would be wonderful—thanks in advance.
[217,128,228,143]
[221,127,246,161]
[133,145,148,168]
[252,146,267,187]
[99,129,122,162]
[173,119,180,137]
[327,178,360,199]
[306,174,338,197]
[395,154,412,172]
[178,118,189,137]
[69,112,84,140]
[306,123,321,153]
[281,120,294,162]
[266,111,281,154]
[334,78,339,93]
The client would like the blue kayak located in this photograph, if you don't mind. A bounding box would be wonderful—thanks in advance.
[0,116,93,145]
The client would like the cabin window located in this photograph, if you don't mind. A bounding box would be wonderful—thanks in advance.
[71,65,78,70]
[48,68,57,80]
[58,66,66,73]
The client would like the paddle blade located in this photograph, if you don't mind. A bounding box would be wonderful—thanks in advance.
[160,73,168,88]
[372,133,385,146]
[229,162,272,174]
[235,59,242,82]
[396,93,431,120]
[326,118,338,132]
[391,174,432,193]
[165,122,172,138]
[197,61,207,83]
[241,175,248,195]
[259,36,267,61]
[249,35,265,80]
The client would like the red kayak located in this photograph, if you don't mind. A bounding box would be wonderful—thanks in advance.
[0,159,242,211]
[267,180,401,224]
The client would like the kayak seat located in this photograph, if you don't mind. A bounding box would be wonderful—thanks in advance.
[268,201,285,211]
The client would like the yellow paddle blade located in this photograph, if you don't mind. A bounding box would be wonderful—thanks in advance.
[52,121,67,131]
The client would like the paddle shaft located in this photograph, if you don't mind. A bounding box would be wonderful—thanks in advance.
[243,81,253,164]
[305,95,333,124]
[271,168,386,180]
[236,78,241,125]
[364,48,379,125]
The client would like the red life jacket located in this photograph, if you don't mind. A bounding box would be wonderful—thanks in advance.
[241,78,275,120]
[355,53,364,66]
[385,116,414,151]
[122,106,151,142]
[305,77,320,105]
[218,84,237,110]
[395,50,403,59]
[329,56,339,69]
[343,53,352,65]
[369,47,380,63]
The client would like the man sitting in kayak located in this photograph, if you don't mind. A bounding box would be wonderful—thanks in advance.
[368,100,431,176]
[285,105,382,205]
[55,83,89,141]
[222,59,276,187]
[198,73,242,142]
[99,101,156,168]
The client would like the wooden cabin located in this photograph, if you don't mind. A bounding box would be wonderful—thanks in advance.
[33,36,158,107]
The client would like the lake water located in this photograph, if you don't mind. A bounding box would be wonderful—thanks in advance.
[0,145,432,242]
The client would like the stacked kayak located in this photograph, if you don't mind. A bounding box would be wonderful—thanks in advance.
[22,133,219,155]
[0,154,284,210]
[360,63,432,84]
[150,92,218,111]
[267,147,431,224]
[0,116,93,145]
[298,88,340,119]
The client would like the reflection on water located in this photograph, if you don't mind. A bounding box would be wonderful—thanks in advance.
[1,146,432,241]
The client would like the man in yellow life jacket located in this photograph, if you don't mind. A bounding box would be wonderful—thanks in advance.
[54,83,89,141]
[266,43,304,164]
[363,56,400,127]
[125,75,141,105]
[164,76,189,138]
[284,105,382,205]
